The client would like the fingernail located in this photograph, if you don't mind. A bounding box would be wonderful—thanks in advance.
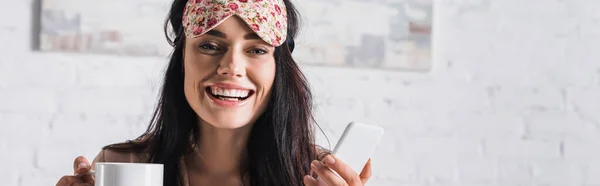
[78,163,87,169]
[325,155,335,164]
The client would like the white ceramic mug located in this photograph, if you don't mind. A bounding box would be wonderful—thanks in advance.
[81,162,164,186]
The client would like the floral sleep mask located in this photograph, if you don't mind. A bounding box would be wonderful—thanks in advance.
[182,0,288,47]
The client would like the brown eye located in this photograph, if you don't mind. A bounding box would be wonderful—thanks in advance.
[199,43,220,51]
[248,48,268,55]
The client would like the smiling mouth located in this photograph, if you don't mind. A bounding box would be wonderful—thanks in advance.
[206,86,255,101]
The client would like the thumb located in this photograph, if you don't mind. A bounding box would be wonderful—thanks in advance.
[73,156,91,175]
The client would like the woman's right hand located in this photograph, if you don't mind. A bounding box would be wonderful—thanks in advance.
[55,156,95,186]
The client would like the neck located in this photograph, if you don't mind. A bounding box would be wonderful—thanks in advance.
[191,120,253,175]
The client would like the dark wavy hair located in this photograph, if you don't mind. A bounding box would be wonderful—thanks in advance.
[103,0,327,185]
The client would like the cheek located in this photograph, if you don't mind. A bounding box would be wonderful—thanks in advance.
[254,60,277,98]
[182,51,215,107]
[183,64,201,110]
[183,48,217,82]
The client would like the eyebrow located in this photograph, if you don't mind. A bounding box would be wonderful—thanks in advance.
[205,30,262,40]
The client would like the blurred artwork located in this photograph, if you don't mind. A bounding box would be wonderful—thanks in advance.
[293,0,433,71]
[38,0,173,57]
[38,0,433,71]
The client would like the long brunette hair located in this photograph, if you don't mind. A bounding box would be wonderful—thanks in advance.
[104,0,325,185]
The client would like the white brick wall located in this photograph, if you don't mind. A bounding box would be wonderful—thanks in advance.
[1,0,599,185]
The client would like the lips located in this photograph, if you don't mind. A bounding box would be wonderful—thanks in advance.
[204,83,255,107]
[206,86,254,101]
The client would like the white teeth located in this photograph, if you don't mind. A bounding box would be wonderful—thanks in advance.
[239,90,249,97]
[220,97,238,101]
[210,87,250,98]
[217,88,223,95]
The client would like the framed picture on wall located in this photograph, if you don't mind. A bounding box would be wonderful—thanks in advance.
[37,0,433,71]
[293,0,433,71]
[37,0,173,57]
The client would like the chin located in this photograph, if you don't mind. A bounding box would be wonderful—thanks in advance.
[203,114,255,129]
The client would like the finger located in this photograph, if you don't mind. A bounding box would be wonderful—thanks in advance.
[322,155,362,185]
[72,183,93,186]
[79,173,95,185]
[303,175,318,186]
[71,184,93,186]
[311,160,345,186]
[55,176,83,186]
[359,159,372,185]
[316,176,329,186]
[73,156,91,175]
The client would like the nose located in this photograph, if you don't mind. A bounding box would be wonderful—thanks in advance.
[217,50,246,77]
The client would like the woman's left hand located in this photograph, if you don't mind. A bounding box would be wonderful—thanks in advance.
[304,155,372,186]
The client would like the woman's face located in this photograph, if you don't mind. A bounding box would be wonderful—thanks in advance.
[183,16,276,129]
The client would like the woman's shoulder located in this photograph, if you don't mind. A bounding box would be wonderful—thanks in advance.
[91,148,146,164]
[91,137,150,167]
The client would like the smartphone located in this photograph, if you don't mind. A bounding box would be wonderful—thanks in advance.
[331,122,384,175]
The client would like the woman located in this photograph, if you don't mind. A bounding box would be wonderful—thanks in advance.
[56,0,372,185]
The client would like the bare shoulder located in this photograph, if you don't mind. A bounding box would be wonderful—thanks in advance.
[91,139,149,169]
[92,148,145,164]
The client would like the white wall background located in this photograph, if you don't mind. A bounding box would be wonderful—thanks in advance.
[1,0,600,186]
